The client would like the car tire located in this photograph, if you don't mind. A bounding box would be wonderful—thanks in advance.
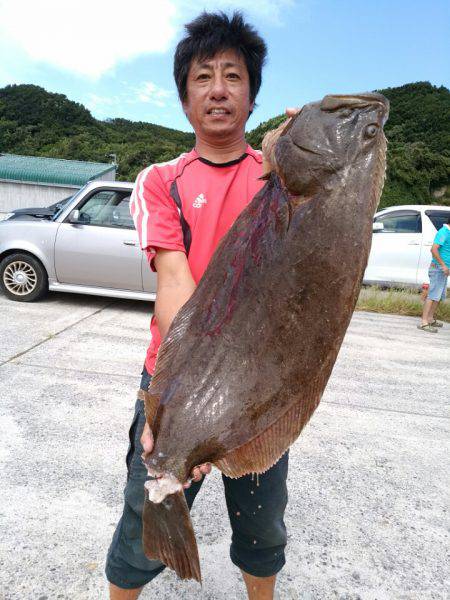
[0,252,48,302]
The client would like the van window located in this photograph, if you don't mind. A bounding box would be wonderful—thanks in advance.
[374,211,422,233]
[425,210,450,231]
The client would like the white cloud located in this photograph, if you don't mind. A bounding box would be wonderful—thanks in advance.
[135,81,174,107]
[180,0,294,22]
[0,0,177,79]
[0,0,295,79]
[84,84,176,118]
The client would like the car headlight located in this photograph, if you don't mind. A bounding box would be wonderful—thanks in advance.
[0,213,14,222]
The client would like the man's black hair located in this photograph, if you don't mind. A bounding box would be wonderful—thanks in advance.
[174,12,267,104]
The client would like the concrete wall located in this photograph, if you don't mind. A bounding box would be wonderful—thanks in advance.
[0,181,79,212]
[0,171,116,212]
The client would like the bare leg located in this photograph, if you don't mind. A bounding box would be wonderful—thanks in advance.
[428,300,439,323]
[421,299,436,325]
[109,583,143,600]
[241,570,276,600]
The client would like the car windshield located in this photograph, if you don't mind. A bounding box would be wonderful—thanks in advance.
[52,187,93,220]
[51,195,74,219]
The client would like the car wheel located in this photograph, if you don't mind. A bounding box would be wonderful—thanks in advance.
[0,253,48,302]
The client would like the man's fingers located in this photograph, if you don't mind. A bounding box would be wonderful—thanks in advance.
[189,463,212,482]
[140,422,154,454]
[285,107,301,117]
[191,467,202,482]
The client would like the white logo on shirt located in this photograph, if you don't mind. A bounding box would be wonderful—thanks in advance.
[193,193,207,208]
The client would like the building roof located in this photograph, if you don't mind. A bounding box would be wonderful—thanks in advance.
[0,153,116,186]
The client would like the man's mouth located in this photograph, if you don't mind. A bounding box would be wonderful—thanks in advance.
[207,108,230,115]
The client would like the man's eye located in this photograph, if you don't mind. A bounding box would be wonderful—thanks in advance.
[227,73,240,79]
[197,73,209,80]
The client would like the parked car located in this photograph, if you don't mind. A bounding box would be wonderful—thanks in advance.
[363,204,450,289]
[0,181,156,302]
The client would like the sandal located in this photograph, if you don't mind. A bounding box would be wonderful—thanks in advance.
[429,320,443,328]
[417,324,438,333]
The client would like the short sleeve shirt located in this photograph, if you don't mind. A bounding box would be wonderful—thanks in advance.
[432,224,450,268]
[130,145,264,374]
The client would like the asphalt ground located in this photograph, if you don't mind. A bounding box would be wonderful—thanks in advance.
[0,292,449,600]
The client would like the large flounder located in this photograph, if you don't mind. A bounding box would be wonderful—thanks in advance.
[140,93,389,582]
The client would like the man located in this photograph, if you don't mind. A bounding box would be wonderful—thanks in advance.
[418,216,450,332]
[106,12,296,600]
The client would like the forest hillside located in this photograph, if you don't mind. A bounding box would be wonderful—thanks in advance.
[0,81,448,208]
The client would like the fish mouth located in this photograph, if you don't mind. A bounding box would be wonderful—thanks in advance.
[144,466,183,503]
[291,139,323,156]
[320,93,389,123]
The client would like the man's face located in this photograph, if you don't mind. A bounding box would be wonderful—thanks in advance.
[182,49,254,142]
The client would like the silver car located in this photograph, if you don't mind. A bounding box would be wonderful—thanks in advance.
[0,180,156,302]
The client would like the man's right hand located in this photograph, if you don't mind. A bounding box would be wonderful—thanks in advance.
[141,421,154,454]
[141,420,211,487]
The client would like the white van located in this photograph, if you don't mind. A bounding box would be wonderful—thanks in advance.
[363,205,450,289]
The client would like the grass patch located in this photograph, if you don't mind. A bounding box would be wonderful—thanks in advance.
[356,286,450,322]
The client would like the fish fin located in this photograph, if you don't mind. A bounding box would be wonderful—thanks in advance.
[142,489,201,583]
[137,389,160,424]
[148,299,201,397]
[214,398,315,478]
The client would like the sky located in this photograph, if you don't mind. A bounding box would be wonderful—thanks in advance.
[0,0,448,133]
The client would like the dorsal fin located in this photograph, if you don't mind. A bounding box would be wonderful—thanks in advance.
[148,293,203,398]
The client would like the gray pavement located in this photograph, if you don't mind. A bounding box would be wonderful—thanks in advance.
[0,292,449,600]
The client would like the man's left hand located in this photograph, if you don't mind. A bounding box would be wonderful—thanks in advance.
[184,463,212,488]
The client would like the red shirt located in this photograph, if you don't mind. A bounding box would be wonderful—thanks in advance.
[130,145,264,374]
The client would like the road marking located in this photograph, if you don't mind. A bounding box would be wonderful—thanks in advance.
[321,399,449,420]
[0,301,115,368]
[8,361,137,381]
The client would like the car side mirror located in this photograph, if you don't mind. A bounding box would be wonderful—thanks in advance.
[69,209,80,223]
[69,209,90,224]
[373,222,384,232]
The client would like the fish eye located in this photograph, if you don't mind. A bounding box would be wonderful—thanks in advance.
[365,124,379,138]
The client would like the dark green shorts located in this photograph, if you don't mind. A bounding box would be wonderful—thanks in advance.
[105,368,289,589]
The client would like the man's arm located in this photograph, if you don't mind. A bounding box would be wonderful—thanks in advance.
[431,243,449,275]
[154,249,197,338]
[141,248,211,485]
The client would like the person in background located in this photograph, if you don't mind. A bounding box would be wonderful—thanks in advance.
[418,216,450,332]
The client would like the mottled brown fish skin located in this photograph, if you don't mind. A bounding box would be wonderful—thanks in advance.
[142,93,389,581]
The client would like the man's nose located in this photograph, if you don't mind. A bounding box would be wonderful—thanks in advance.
[209,74,228,100]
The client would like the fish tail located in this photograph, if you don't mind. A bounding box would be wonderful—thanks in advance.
[142,489,201,583]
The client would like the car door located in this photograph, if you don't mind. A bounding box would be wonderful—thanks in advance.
[54,189,143,291]
[364,209,423,285]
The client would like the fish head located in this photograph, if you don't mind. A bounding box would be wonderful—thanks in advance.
[274,93,389,206]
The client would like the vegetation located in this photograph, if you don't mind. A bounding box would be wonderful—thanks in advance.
[0,82,448,205]
[356,286,450,322]
[248,82,450,209]
[0,84,194,181]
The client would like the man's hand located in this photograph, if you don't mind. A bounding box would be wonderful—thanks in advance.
[140,421,154,454]
[443,266,449,276]
[141,421,211,487]
[262,107,302,176]
[285,107,301,118]
[185,463,212,488]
